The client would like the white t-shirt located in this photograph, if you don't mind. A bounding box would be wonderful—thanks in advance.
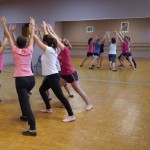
[41,46,59,76]
[108,43,117,54]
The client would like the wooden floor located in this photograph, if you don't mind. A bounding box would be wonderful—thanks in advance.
[0,57,150,150]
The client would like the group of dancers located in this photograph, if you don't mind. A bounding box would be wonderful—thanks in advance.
[80,31,137,71]
[0,17,93,136]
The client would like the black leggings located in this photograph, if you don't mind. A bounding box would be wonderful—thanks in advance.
[15,76,36,130]
[39,73,74,116]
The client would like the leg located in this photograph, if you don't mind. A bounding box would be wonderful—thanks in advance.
[89,56,98,69]
[70,81,92,110]
[80,56,88,67]
[64,83,74,98]
[15,77,36,134]
[39,77,51,109]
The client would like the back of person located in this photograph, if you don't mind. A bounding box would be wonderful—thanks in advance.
[58,46,75,75]
[12,45,33,77]
[41,46,58,76]
[122,42,130,53]
[109,43,117,54]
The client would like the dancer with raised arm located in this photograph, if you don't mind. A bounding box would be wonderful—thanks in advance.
[34,21,75,122]
[1,17,37,136]
[0,35,7,102]
[46,23,93,110]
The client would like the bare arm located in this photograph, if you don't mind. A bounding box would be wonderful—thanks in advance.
[46,24,65,50]
[28,17,35,47]
[0,36,7,54]
[34,34,47,52]
[115,31,124,43]
[9,24,16,43]
[0,17,14,49]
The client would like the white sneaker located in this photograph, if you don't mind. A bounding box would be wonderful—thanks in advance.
[86,104,93,110]
[63,116,76,122]
[41,109,52,113]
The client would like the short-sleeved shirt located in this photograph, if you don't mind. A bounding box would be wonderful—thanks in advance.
[12,45,34,77]
[58,46,75,75]
[41,46,59,76]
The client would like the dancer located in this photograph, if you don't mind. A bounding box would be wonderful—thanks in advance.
[34,22,75,122]
[89,32,107,69]
[80,37,94,67]
[46,23,93,110]
[38,26,74,100]
[0,35,7,102]
[107,31,117,71]
[1,17,37,136]
[118,34,137,68]
[116,31,135,70]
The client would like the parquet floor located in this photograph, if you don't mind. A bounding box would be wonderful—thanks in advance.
[0,57,150,150]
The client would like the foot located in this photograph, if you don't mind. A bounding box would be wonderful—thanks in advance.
[112,69,117,72]
[63,116,76,122]
[69,94,74,98]
[20,116,28,121]
[41,109,52,113]
[89,67,94,69]
[86,104,93,110]
[22,130,37,136]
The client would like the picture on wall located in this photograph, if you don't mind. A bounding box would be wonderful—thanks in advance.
[121,22,129,32]
[86,26,94,33]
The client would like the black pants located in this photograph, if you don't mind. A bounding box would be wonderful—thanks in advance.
[39,73,74,116]
[15,76,36,130]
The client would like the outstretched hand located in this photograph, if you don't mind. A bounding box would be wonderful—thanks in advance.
[0,17,6,26]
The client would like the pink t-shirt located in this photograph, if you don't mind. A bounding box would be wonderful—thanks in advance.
[58,46,75,75]
[0,53,3,71]
[122,42,130,53]
[12,45,34,77]
[88,43,94,53]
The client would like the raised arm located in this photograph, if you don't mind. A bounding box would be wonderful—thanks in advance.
[0,35,7,54]
[28,17,35,47]
[9,24,16,43]
[46,23,65,50]
[115,31,124,43]
[99,31,108,44]
[34,34,47,52]
[1,17,15,49]
[107,31,111,43]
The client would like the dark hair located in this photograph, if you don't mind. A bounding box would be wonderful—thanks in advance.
[16,36,28,48]
[43,34,57,49]
[111,37,116,44]
[88,38,93,45]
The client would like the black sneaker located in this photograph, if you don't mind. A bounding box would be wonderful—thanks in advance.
[69,95,74,98]
[20,116,28,121]
[22,130,37,136]
[28,92,32,95]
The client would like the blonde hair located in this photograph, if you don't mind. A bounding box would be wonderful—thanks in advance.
[62,38,72,50]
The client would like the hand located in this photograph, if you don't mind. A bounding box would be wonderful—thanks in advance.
[0,17,6,26]
[9,24,16,31]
